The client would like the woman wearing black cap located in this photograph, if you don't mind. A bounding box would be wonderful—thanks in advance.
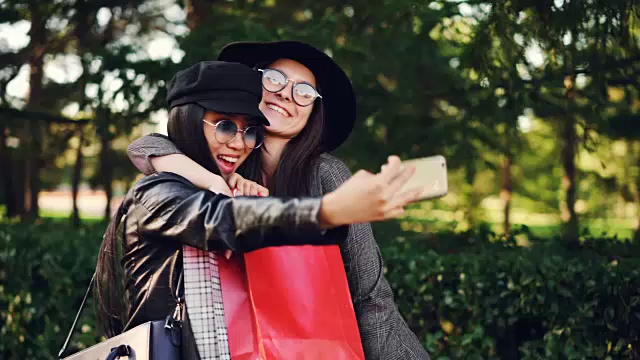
[95,60,421,360]
[127,41,430,359]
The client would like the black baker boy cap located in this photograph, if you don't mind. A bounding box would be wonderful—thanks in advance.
[166,61,269,125]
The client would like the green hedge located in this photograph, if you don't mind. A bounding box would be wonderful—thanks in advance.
[1,220,639,359]
[381,228,640,359]
[0,220,103,359]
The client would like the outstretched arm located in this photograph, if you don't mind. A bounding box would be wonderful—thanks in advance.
[132,172,332,252]
[133,155,421,253]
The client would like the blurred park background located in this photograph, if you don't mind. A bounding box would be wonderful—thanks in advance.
[2,0,640,358]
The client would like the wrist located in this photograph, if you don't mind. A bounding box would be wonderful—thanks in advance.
[206,175,232,196]
[319,192,341,229]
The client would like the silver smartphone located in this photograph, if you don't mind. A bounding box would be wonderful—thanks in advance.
[399,155,448,202]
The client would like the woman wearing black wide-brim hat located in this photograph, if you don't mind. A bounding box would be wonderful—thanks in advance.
[127,40,430,359]
[218,40,355,153]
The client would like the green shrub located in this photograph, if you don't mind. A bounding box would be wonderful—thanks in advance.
[0,220,104,359]
[381,230,640,359]
[1,220,639,359]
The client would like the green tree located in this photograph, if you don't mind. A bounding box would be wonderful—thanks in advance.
[442,0,640,243]
[0,0,180,221]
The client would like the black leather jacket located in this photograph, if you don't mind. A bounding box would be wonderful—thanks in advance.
[114,172,346,359]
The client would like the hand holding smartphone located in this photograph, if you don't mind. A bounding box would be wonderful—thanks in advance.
[398,155,448,202]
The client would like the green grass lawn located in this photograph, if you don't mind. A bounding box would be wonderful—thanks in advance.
[398,215,635,241]
[39,209,105,223]
[512,222,635,240]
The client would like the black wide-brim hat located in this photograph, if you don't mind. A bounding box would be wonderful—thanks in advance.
[166,61,269,125]
[218,40,356,151]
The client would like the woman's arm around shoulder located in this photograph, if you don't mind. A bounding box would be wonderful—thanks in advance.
[127,133,183,175]
[128,133,238,195]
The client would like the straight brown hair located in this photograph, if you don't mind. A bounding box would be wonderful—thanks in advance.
[268,97,326,196]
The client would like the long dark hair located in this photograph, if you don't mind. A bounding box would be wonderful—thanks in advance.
[95,103,262,336]
[268,96,326,196]
[95,201,128,337]
[167,104,262,183]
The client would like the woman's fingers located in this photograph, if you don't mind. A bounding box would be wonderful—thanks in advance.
[383,165,415,199]
[379,156,402,183]
[235,180,268,197]
[379,188,422,220]
[227,174,240,189]
[384,187,423,212]
[384,207,406,219]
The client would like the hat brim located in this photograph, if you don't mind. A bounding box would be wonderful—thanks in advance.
[170,91,269,126]
[218,40,356,151]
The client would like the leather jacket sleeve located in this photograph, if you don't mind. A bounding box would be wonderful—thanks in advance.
[131,172,343,252]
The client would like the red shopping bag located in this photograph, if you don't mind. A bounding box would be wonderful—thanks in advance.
[217,255,266,360]
[218,245,365,360]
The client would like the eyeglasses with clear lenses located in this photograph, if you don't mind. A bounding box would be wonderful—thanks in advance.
[203,119,265,149]
[258,68,322,107]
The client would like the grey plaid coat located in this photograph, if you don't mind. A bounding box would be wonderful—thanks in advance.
[128,134,430,360]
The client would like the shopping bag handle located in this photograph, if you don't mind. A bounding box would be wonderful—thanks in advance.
[105,345,131,360]
[58,272,95,359]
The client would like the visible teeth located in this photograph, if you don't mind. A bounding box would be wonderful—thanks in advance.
[219,155,238,163]
[267,104,289,117]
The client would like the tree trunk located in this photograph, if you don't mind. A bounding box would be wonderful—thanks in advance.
[560,30,582,247]
[560,116,579,245]
[72,15,91,225]
[71,126,85,227]
[633,141,640,242]
[464,163,480,228]
[23,69,44,220]
[633,201,640,242]
[0,128,18,217]
[98,110,113,220]
[184,0,211,30]
[23,2,46,220]
[26,124,42,219]
[100,142,112,220]
[500,155,512,234]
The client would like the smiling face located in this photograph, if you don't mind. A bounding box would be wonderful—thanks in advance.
[258,58,317,140]
[202,110,255,179]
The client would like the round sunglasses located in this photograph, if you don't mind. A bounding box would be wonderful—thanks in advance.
[203,119,265,149]
[258,68,322,107]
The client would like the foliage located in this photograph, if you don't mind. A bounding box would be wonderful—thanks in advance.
[0,220,103,359]
[2,2,640,359]
[442,0,640,238]
[381,228,640,359]
[1,221,639,359]
[0,0,639,230]
[0,0,179,218]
